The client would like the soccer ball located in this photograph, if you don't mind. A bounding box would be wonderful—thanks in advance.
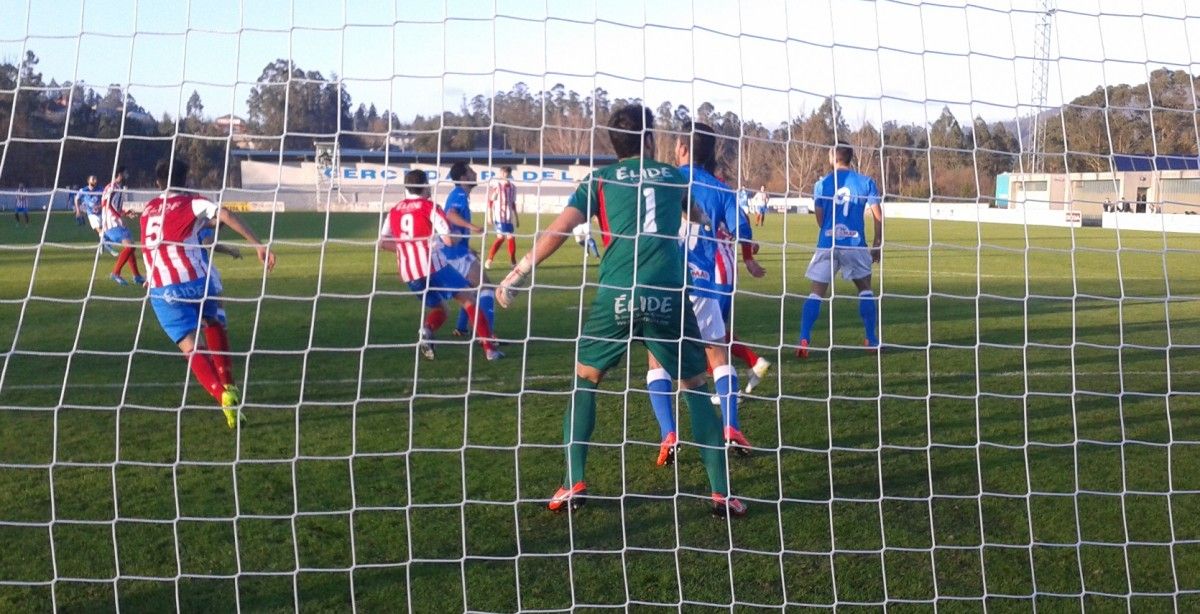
[572,223,592,246]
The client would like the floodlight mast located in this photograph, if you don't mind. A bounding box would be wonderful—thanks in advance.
[1029,0,1056,173]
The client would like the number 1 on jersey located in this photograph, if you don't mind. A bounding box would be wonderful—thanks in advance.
[642,188,658,233]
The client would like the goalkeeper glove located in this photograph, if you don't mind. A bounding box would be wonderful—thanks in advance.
[497,255,533,308]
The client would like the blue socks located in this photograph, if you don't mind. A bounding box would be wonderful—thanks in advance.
[799,291,879,346]
[647,368,675,439]
[859,290,878,346]
[800,293,822,342]
[479,289,496,330]
[455,305,469,333]
[713,364,739,430]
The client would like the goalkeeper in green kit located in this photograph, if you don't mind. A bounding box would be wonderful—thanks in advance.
[497,105,746,517]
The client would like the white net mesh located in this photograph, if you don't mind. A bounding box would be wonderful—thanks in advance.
[2,0,1200,611]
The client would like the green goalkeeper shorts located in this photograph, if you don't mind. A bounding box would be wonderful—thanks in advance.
[576,287,708,380]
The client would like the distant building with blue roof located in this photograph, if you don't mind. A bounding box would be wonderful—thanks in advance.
[996,156,1200,215]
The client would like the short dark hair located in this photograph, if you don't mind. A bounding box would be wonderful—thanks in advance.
[500,165,513,175]
[404,169,428,195]
[155,158,188,187]
[834,143,854,165]
[607,104,654,159]
[448,161,473,182]
[679,121,717,174]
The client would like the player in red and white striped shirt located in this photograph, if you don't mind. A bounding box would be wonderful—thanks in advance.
[484,166,519,269]
[380,170,502,361]
[99,167,145,287]
[141,158,276,429]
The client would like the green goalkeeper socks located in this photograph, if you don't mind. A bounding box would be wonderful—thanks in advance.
[563,376,598,486]
[561,377,727,495]
[684,382,729,496]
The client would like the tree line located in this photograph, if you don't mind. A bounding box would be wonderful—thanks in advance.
[2,50,1195,199]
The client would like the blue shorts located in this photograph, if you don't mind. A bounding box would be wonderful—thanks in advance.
[407,266,470,308]
[494,222,515,235]
[103,227,131,245]
[15,206,27,213]
[149,278,222,344]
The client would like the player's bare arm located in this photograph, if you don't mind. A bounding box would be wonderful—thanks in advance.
[720,227,766,278]
[870,203,883,262]
[214,243,243,260]
[684,196,712,229]
[496,206,586,308]
[378,234,397,253]
[445,209,483,234]
[217,208,276,272]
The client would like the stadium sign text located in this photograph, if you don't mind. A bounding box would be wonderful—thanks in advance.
[323,167,573,182]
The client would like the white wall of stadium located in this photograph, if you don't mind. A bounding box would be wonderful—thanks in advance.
[235,160,592,213]
[886,201,1200,233]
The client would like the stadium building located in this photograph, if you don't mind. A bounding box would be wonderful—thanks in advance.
[996,155,1200,215]
[228,148,616,212]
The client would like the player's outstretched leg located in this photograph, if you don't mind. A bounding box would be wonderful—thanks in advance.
[478,289,496,335]
[419,305,446,360]
[714,364,749,456]
[858,290,879,351]
[486,238,505,269]
[798,293,822,358]
[550,375,598,512]
[453,306,470,336]
[127,248,145,287]
[454,293,494,338]
[204,322,234,385]
[453,294,502,361]
[646,368,676,466]
[202,320,243,428]
[112,244,138,285]
[185,348,227,410]
[681,382,746,517]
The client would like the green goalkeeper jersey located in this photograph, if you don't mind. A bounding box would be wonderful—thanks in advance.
[567,157,688,290]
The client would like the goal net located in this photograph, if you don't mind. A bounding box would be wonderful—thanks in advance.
[2,0,1199,611]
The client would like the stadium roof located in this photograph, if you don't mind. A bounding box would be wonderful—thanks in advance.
[1112,154,1200,171]
[231,148,617,166]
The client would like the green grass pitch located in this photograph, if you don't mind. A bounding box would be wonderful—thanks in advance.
[1,210,1199,612]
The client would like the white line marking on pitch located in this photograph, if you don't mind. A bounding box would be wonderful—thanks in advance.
[2,370,1197,392]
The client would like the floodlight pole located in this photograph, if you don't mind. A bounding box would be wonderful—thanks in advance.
[1029,1,1056,174]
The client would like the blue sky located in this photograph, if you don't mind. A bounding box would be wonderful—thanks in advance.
[1,0,1197,129]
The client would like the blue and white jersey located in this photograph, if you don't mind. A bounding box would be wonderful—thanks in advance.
[196,225,224,293]
[679,165,753,300]
[77,185,103,215]
[813,169,880,249]
[197,226,215,267]
[440,185,473,259]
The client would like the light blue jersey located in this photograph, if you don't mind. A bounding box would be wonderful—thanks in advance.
[813,169,880,249]
[77,185,103,215]
[440,186,472,259]
[679,165,753,300]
